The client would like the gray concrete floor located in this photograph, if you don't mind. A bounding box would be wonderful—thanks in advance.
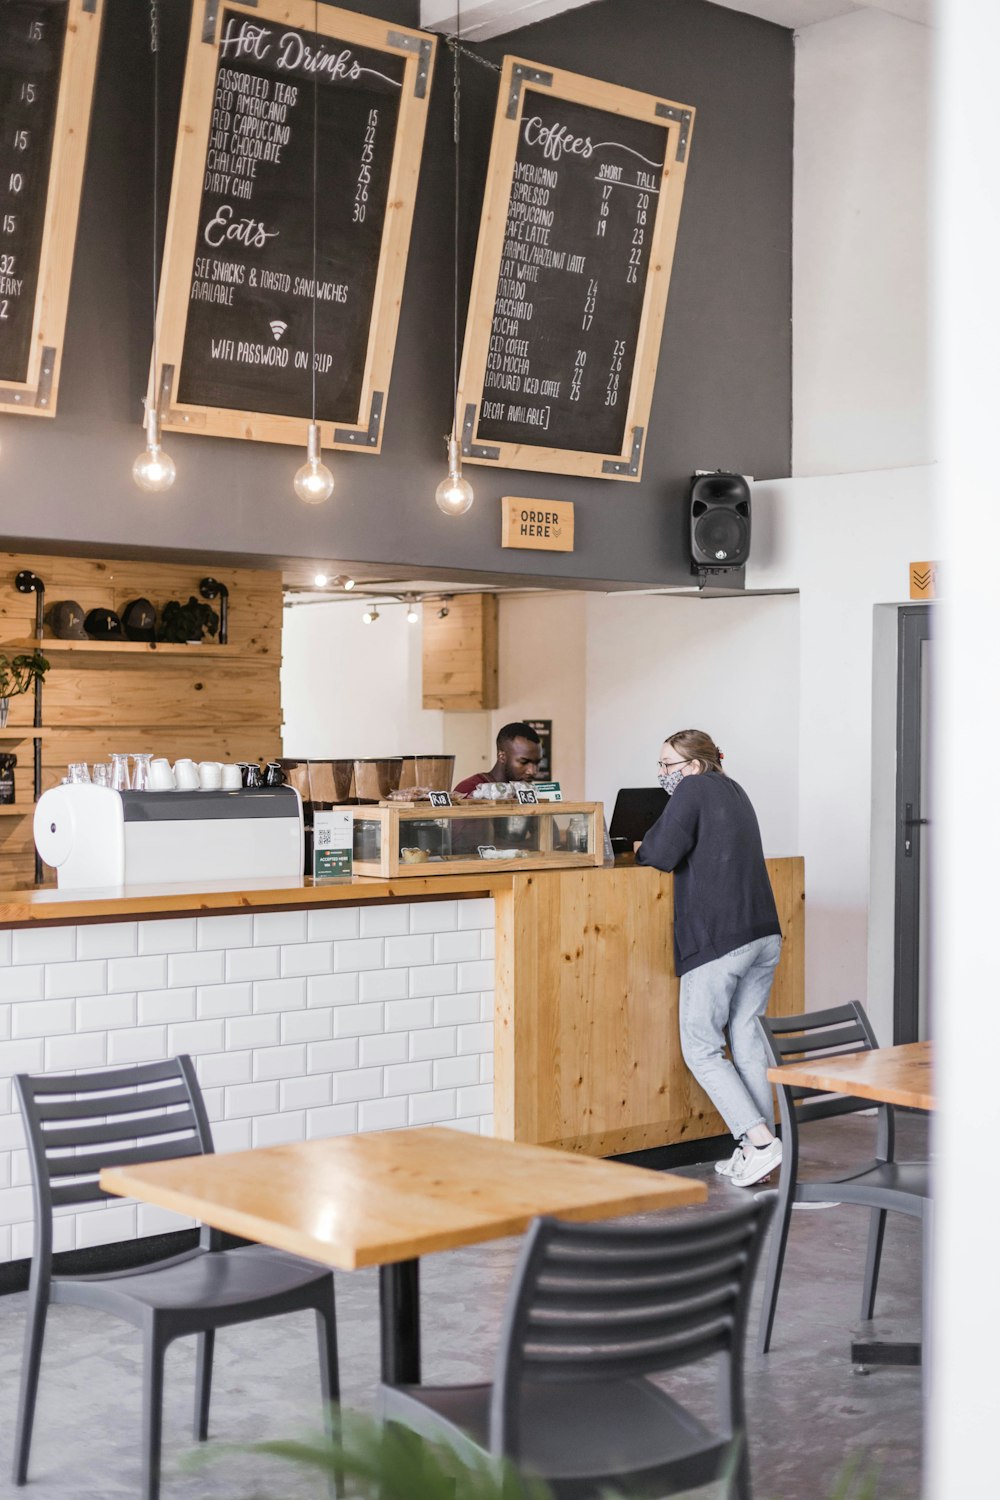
[0,1115,926,1500]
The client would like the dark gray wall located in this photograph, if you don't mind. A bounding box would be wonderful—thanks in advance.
[1,0,791,588]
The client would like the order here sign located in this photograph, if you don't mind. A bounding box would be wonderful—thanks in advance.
[501,496,575,552]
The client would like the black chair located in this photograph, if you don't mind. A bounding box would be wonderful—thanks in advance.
[756,1002,931,1355]
[13,1056,339,1500]
[379,1196,775,1500]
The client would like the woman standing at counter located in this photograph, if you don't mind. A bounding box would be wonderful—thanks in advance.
[636,729,784,1188]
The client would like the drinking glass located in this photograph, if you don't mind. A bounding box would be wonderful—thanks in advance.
[68,762,91,784]
[110,753,131,791]
[132,754,152,791]
[92,764,111,787]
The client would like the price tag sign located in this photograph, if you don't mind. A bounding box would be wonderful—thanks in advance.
[313,810,353,880]
[514,785,539,805]
[428,790,453,807]
[532,782,562,802]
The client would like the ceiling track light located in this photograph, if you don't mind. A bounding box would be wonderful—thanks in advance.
[405,595,419,624]
[362,605,380,625]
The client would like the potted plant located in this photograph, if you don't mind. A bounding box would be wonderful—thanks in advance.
[156,596,220,645]
[0,649,49,728]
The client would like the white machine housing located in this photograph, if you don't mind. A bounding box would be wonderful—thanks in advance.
[34,784,304,889]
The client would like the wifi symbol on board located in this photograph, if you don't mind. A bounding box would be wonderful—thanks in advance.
[269,320,288,342]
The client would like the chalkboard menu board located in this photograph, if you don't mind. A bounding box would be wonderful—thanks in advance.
[458,58,694,483]
[153,1,435,450]
[0,0,102,418]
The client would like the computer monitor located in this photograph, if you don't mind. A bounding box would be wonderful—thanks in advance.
[608,786,668,854]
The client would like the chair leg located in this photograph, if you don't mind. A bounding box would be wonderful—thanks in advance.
[860,1209,888,1322]
[757,1174,796,1354]
[194,1329,215,1442]
[12,1284,49,1486]
[142,1323,168,1500]
[730,1439,752,1500]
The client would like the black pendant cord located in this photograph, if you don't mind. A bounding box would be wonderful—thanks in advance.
[150,0,160,422]
[450,1,462,446]
[311,0,320,428]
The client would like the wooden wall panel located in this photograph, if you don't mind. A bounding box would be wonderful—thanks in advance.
[421,593,498,711]
[0,553,283,886]
[494,858,805,1156]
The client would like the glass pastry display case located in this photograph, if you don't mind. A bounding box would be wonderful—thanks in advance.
[348,801,605,878]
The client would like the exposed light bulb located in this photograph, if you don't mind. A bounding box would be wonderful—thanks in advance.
[133,405,176,494]
[406,602,419,624]
[314,572,329,588]
[435,434,474,516]
[294,421,334,505]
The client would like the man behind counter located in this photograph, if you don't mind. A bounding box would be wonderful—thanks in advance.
[454,722,543,795]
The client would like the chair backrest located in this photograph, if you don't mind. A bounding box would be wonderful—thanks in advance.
[15,1055,213,1271]
[490,1196,774,1458]
[759,1002,884,1133]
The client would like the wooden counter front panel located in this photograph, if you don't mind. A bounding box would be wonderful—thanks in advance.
[494,858,804,1155]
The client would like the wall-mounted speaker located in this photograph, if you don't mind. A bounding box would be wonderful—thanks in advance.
[689,472,751,576]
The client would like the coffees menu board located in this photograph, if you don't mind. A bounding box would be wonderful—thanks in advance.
[0,0,102,419]
[457,58,694,482]
[152,0,435,449]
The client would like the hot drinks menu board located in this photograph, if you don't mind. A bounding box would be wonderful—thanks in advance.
[0,0,102,418]
[153,0,435,450]
[457,58,694,482]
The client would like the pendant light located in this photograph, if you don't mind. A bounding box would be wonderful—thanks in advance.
[294,1,334,504]
[133,0,176,494]
[435,1,474,516]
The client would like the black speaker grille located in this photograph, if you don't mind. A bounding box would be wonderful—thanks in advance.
[694,509,748,562]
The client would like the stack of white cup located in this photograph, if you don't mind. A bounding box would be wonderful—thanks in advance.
[146,759,244,791]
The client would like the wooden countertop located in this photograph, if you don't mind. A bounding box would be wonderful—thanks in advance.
[0,873,521,927]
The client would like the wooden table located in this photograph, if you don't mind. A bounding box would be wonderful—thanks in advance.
[768,1040,934,1371]
[100,1126,706,1383]
[766,1039,933,1111]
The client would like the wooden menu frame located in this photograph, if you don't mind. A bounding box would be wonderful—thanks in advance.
[0,0,103,420]
[151,0,435,450]
[457,56,694,483]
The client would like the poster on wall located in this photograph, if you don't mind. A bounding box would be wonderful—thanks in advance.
[0,0,103,419]
[150,0,435,450]
[457,56,694,482]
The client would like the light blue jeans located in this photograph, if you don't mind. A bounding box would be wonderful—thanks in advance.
[678,934,783,1141]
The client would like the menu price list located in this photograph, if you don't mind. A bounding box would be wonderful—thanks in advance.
[476,91,668,457]
[177,8,404,422]
[0,1,67,385]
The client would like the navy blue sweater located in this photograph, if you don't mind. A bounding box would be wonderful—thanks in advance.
[636,772,781,977]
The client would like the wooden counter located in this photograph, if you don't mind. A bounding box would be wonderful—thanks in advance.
[0,873,514,928]
[0,858,803,1159]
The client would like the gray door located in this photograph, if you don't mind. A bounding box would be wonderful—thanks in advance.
[893,606,933,1043]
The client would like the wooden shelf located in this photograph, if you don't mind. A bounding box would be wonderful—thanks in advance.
[0,806,32,817]
[0,727,51,739]
[1,640,260,657]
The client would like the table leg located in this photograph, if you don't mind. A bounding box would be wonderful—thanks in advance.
[379,1259,420,1385]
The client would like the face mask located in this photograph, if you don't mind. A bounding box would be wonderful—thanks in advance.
[659,768,686,796]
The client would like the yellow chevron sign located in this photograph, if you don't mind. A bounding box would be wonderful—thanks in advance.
[909,562,938,600]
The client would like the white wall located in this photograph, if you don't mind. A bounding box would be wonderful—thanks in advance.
[490,593,588,799]
[584,592,800,858]
[929,0,1000,1489]
[281,600,444,759]
[793,9,932,475]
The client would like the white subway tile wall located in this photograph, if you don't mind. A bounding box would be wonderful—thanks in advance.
[0,899,495,1264]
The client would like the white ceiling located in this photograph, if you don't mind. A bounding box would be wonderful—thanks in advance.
[420,0,934,41]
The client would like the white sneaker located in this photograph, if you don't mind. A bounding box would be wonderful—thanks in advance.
[714,1146,745,1178]
[729,1137,782,1188]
